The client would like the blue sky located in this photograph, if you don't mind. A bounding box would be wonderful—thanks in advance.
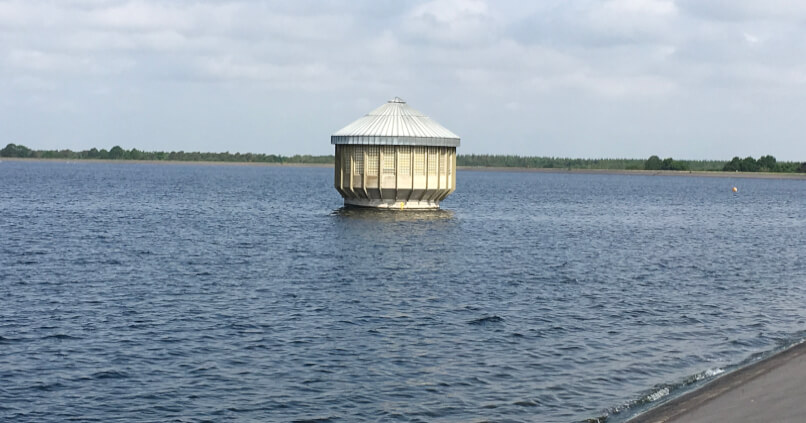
[2,0,806,159]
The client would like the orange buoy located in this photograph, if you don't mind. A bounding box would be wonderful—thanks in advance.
[732,187,738,193]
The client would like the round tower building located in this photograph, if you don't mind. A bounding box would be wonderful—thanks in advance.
[331,97,460,209]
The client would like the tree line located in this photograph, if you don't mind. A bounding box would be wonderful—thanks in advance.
[462,154,728,172]
[0,143,332,164]
[2,143,805,173]
[721,155,805,173]
[643,155,691,171]
[643,154,805,173]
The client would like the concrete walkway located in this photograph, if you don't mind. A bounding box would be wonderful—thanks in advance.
[629,341,806,423]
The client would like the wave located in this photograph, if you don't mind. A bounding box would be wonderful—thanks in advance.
[91,370,129,380]
[42,334,80,340]
[468,315,504,325]
[601,335,806,422]
[600,366,726,422]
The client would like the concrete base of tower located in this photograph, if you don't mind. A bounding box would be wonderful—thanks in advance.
[344,198,441,209]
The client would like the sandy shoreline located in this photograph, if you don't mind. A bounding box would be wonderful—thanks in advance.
[627,340,806,423]
[3,158,806,180]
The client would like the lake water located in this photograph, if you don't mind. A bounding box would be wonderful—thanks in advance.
[1,161,805,422]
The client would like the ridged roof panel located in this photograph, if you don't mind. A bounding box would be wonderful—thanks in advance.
[331,97,460,146]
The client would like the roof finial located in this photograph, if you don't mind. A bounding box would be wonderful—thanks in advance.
[390,96,405,103]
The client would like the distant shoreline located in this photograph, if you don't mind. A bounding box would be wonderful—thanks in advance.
[458,166,806,179]
[3,157,806,180]
[0,157,333,168]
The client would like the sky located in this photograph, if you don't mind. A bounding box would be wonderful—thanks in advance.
[2,0,806,160]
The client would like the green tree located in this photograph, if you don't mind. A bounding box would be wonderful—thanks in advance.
[644,155,662,170]
[757,155,776,171]
[740,156,759,172]
[723,156,741,171]
[659,157,689,171]
[1,143,33,157]
[109,145,125,159]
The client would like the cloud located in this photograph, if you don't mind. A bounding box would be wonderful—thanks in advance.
[677,0,806,22]
[1,0,805,159]
[530,72,676,97]
[5,48,132,75]
[509,0,679,49]
[197,56,331,91]
[86,1,193,31]
[604,0,677,16]
[404,0,496,45]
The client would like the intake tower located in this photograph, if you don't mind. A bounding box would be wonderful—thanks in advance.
[331,97,460,209]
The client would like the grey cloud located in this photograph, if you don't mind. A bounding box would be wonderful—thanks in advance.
[507,0,679,48]
[677,0,806,23]
[1,0,805,159]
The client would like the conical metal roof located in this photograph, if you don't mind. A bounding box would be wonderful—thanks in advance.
[331,97,460,147]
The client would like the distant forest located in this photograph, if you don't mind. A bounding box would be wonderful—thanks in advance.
[0,143,331,164]
[2,143,805,173]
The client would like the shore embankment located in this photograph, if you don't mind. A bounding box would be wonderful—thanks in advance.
[628,341,806,423]
[3,158,806,180]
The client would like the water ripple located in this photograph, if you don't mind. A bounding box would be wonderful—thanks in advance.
[0,162,804,422]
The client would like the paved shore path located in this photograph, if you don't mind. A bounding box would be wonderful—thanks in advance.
[629,341,806,423]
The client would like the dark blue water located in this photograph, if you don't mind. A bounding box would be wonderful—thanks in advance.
[1,161,805,422]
